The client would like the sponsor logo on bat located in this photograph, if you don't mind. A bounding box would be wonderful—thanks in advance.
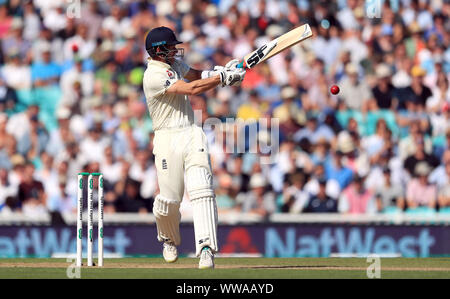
[300,24,312,39]
[245,40,278,68]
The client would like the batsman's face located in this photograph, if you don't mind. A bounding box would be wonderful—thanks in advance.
[166,45,177,64]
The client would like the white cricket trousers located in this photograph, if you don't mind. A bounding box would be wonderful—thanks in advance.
[152,125,218,256]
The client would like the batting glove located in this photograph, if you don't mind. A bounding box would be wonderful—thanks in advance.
[224,59,240,70]
[212,59,240,72]
[219,68,246,87]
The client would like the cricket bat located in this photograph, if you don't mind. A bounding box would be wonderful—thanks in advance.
[237,24,312,69]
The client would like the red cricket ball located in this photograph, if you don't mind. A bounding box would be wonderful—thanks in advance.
[72,44,79,53]
[330,85,340,95]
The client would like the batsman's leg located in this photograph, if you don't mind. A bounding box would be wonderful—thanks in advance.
[153,194,181,262]
[152,130,185,262]
[185,126,218,269]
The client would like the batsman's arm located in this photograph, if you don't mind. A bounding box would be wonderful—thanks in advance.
[166,76,221,96]
[184,68,203,81]
[184,58,241,81]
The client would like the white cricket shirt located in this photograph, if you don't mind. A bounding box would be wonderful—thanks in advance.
[142,58,194,130]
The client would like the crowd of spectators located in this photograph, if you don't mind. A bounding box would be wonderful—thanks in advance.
[0,0,449,220]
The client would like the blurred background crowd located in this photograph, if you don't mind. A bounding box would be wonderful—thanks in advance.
[0,0,449,220]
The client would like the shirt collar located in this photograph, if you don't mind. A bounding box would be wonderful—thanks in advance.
[147,58,171,69]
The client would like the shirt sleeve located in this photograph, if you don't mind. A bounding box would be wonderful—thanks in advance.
[172,59,190,77]
[143,69,177,98]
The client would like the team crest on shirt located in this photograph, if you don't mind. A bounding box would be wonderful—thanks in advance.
[166,70,175,78]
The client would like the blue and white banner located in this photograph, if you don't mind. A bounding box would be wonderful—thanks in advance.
[0,224,448,257]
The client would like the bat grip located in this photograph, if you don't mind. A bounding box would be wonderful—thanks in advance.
[237,61,244,69]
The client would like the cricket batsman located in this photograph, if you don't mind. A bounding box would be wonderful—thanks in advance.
[142,26,246,269]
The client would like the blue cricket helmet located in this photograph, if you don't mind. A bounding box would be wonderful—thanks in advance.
[145,26,182,58]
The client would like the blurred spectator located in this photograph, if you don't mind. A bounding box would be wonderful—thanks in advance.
[279,171,309,213]
[372,63,397,110]
[325,150,354,190]
[34,151,56,196]
[304,177,338,213]
[0,168,16,206]
[18,162,47,217]
[303,59,337,111]
[274,138,296,180]
[398,66,433,109]
[215,172,237,212]
[406,162,437,210]
[80,1,103,41]
[237,173,276,217]
[427,69,449,113]
[46,106,75,156]
[361,118,390,159]
[392,56,413,88]
[236,90,264,121]
[101,4,130,41]
[33,27,64,66]
[340,130,370,176]
[0,113,14,169]
[47,176,76,214]
[293,115,334,144]
[100,145,123,185]
[116,178,148,213]
[292,138,315,176]
[337,63,373,111]
[63,23,96,61]
[8,154,25,190]
[2,17,31,60]
[0,4,13,39]
[309,138,331,166]
[104,190,117,214]
[336,0,359,30]
[225,154,247,197]
[403,136,440,177]
[1,51,31,90]
[129,148,157,200]
[31,42,61,88]
[437,159,450,211]
[60,56,94,106]
[272,86,304,140]
[338,174,377,214]
[41,2,68,33]
[375,167,405,212]
[0,77,18,115]
[22,111,49,162]
[6,104,38,142]
[79,121,111,162]
[430,150,450,188]
[22,1,41,41]
[398,122,433,160]
[129,1,155,34]
[305,163,341,199]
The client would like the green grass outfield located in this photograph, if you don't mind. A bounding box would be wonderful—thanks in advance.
[0,257,449,279]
